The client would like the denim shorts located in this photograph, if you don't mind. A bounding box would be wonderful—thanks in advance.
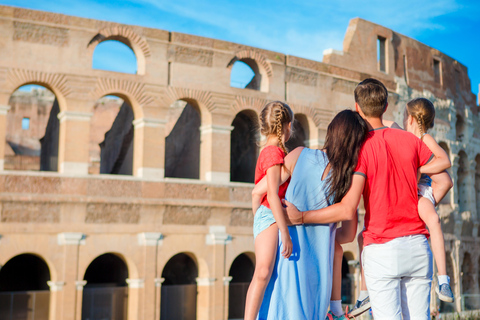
[253,205,276,240]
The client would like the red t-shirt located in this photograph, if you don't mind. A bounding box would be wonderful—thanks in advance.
[254,145,290,209]
[354,127,434,246]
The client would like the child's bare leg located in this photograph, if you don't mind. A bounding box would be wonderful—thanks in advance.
[357,231,368,292]
[430,171,453,205]
[244,224,279,320]
[418,197,447,275]
[330,240,344,316]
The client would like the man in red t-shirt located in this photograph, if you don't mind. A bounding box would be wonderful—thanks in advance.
[285,78,446,319]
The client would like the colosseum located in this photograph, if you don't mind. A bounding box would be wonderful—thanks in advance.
[0,4,478,320]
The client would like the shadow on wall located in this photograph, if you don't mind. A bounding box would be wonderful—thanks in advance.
[99,101,134,175]
[165,101,200,179]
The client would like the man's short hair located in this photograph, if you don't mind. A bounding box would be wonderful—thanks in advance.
[354,78,388,117]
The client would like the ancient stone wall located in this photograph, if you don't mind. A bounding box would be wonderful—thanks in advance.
[0,5,478,319]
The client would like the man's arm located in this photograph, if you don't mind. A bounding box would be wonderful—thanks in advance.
[285,174,365,224]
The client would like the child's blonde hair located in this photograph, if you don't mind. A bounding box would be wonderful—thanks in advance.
[406,98,435,139]
[259,101,294,154]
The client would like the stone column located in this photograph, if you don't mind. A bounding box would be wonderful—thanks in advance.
[47,281,66,320]
[56,232,85,320]
[137,232,163,320]
[199,125,234,183]
[469,161,479,237]
[57,111,92,175]
[154,278,165,320]
[453,241,463,312]
[0,104,11,170]
[132,118,167,179]
[205,225,231,320]
[222,276,232,320]
[74,281,87,320]
[126,278,145,320]
[196,277,216,320]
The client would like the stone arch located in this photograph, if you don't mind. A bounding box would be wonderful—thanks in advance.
[78,251,139,282]
[164,99,201,179]
[4,69,69,111]
[476,154,480,226]
[90,78,153,119]
[232,96,268,118]
[0,253,52,318]
[456,113,466,142]
[165,87,213,125]
[82,253,129,320]
[286,113,310,151]
[457,150,469,214]
[89,93,135,175]
[227,50,272,92]
[5,84,60,172]
[87,26,151,75]
[0,250,58,283]
[0,253,52,290]
[228,253,255,319]
[230,109,259,183]
[439,141,452,205]
[161,252,198,320]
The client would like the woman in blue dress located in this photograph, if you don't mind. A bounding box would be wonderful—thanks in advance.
[252,109,368,319]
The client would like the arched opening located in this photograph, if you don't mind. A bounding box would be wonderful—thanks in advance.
[228,253,255,319]
[440,252,456,312]
[439,142,452,205]
[5,84,59,171]
[285,114,309,152]
[458,151,469,211]
[456,115,465,142]
[0,254,51,318]
[89,95,134,175]
[230,60,257,89]
[476,155,480,226]
[92,40,137,74]
[161,253,198,320]
[461,253,475,310]
[341,253,354,304]
[164,100,201,179]
[82,253,128,320]
[230,110,258,183]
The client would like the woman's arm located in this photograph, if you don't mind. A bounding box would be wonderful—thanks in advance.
[419,134,451,175]
[335,211,358,244]
[285,174,365,225]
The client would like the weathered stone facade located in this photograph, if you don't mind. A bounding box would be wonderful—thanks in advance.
[0,5,478,319]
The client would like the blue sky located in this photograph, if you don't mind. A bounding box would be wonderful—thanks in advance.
[4,0,479,98]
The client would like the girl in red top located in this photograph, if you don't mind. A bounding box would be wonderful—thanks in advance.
[244,101,294,320]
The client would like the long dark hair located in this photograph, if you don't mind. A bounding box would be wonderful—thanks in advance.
[324,110,369,203]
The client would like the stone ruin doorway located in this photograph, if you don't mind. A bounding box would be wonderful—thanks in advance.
[161,253,198,320]
[0,254,51,319]
[164,100,201,179]
[89,95,134,175]
[5,84,59,172]
[82,253,128,320]
[228,253,255,320]
[230,110,258,183]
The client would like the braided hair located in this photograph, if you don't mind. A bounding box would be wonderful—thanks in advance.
[406,98,435,140]
[259,101,294,154]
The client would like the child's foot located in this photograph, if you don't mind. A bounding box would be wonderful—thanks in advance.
[348,296,371,317]
[436,283,454,303]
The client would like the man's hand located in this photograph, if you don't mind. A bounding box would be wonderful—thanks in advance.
[284,200,303,225]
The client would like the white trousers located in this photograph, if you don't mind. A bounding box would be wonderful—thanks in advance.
[363,235,433,320]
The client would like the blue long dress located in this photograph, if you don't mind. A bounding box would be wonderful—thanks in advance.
[258,148,336,320]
